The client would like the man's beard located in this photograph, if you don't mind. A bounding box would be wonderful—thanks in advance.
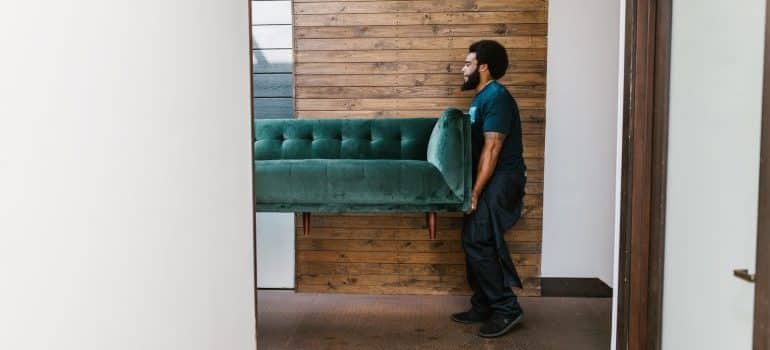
[461,68,481,91]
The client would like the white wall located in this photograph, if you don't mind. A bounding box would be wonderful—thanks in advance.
[611,1,627,347]
[0,2,256,350]
[542,0,622,286]
[662,1,764,349]
[256,213,295,288]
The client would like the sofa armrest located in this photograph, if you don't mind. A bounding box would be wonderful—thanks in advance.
[426,108,472,211]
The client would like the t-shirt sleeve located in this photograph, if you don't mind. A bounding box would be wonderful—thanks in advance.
[482,92,513,135]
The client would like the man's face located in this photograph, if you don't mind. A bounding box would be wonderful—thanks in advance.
[461,52,480,91]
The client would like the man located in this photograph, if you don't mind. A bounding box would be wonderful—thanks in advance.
[450,40,527,338]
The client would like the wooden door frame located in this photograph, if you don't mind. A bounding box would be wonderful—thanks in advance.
[615,0,672,349]
[618,0,770,349]
[753,0,770,348]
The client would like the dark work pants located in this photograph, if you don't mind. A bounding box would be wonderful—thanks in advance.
[461,172,525,317]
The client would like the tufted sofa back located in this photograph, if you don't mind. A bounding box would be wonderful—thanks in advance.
[253,118,438,160]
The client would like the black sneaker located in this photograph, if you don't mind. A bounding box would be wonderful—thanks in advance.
[450,309,492,324]
[477,311,523,338]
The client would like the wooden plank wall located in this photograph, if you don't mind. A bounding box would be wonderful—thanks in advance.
[293,0,548,296]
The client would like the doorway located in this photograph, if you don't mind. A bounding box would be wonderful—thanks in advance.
[249,1,652,348]
[248,0,691,349]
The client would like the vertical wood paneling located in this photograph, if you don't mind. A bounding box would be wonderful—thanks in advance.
[293,0,547,296]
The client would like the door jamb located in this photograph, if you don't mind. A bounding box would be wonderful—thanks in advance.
[616,0,672,349]
[753,0,770,347]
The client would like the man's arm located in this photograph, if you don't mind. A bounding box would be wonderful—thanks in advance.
[469,131,506,212]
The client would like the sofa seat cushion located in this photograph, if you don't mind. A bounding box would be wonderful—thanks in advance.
[254,159,459,205]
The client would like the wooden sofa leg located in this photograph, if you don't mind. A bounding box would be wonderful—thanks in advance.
[426,212,437,240]
[302,212,311,236]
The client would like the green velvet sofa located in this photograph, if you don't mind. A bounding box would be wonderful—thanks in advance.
[253,108,471,239]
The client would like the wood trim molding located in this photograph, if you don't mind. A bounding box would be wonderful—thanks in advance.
[540,278,613,298]
[753,0,770,347]
[616,0,672,349]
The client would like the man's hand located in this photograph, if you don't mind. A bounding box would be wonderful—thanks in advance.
[467,194,479,214]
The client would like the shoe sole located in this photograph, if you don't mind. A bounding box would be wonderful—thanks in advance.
[451,315,483,324]
[477,314,523,338]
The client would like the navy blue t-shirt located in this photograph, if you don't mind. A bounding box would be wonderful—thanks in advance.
[468,80,526,174]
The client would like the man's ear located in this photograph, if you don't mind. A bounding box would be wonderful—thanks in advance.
[479,63,489,72]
